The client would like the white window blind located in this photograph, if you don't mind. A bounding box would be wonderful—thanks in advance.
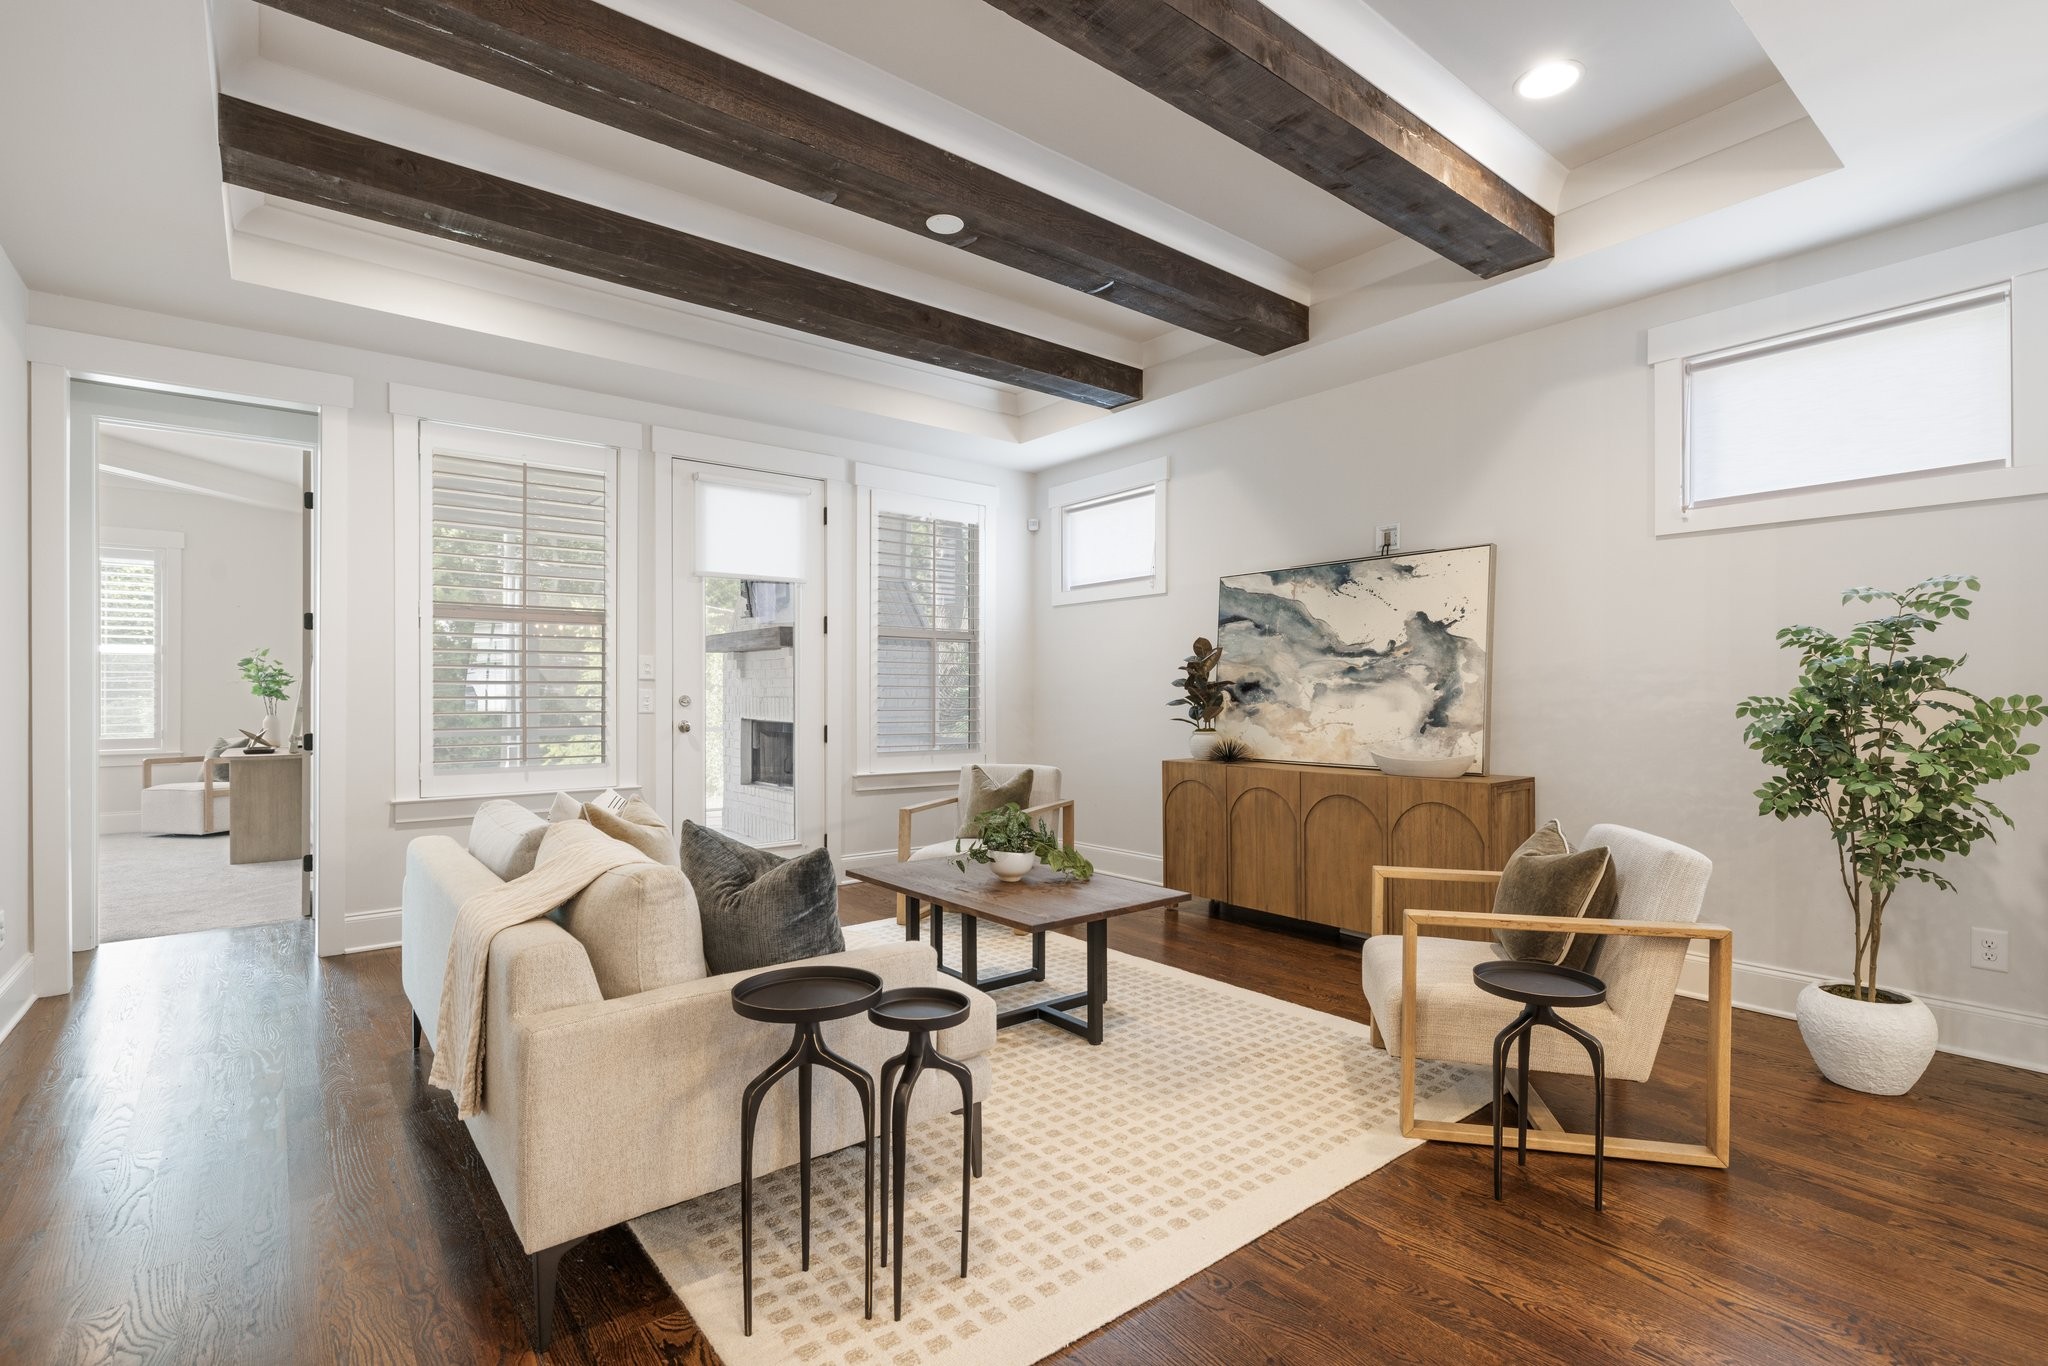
[695,478,808,581]
[99,551,162,747]
[1062,487,1158,590]
[1685,286,2012,507]
[428,451,611,779]
[873,508,980,755]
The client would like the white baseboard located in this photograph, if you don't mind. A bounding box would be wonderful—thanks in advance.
[1075,842,1164,885]
[342,907,401,953]
[0,953,36,1047]
[1679,951,2048,1073]
[98,811,139,835]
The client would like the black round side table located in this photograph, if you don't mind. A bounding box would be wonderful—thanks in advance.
[1472,959,1608,1211]
[730,964,883,1334]
[868,985,980,1321]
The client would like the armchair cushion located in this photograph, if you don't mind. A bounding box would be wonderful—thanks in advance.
[679,821,844,975]
[958,765,1034,838]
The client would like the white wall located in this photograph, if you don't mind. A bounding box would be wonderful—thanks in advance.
[0,242,31,1037]
[1030,200,2048,1069]
[29,295,1034,949]
[96,472,302,827]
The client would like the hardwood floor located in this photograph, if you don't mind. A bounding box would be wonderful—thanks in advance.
[2,888,2043,1363]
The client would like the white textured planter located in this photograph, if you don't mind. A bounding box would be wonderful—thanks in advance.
[1795,981,1939,1095]
[989,851,1037,883]
[1188,730,1220,760]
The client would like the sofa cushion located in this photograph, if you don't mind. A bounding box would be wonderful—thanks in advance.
[469,799,550,881]
[679,821,844,975]
[957,765,1033,838]
[536,820,707,996]
[586,798,680,867]
[1490,821,1616,971]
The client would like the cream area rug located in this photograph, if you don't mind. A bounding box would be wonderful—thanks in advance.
[630,917,1494,1366]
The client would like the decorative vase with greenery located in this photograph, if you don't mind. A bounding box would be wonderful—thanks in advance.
[1172,636,1227,758]
[238,648,296,749]
[1737,574,2041,1094]
[955,803,1095,882]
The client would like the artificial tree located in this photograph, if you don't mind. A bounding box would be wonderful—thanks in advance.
[1737,574,2041,1003]
[237,647,296,744]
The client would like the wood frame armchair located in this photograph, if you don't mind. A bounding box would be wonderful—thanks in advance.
[894,766,1077,924]
[1364,838,1731,1171]
[140,754,228,835]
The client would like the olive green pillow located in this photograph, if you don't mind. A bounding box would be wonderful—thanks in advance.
[958,766,1034,839]
[1491,821,1617,971]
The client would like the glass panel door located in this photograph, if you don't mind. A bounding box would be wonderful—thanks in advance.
[671,462,825,850]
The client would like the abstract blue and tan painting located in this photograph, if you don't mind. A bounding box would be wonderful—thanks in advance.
[1215,546,1494,769]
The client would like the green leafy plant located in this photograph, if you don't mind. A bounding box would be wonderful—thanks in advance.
[955,802,1095,881]
[1736,575,2042,1003]
[1208,735,1255,763]
[1172,636,1226,730]
[237,648,295,702]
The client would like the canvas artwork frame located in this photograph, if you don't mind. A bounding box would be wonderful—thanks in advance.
[1215,544,1496,771]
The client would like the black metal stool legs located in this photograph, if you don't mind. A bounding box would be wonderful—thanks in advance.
[1488,1002,1606,1210]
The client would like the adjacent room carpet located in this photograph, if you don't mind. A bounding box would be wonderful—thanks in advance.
[96,831,302,942]
[630,916,1494,1366]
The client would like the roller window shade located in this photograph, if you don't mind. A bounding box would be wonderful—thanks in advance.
[1062,487,1157,590]
[696,478,807,580]
[1685,287,2012,507]
[99,552,161,745]
[873,509,980,754]
[429,451,610,776]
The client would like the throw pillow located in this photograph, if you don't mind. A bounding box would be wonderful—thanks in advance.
[586,797,681,868]
[537,819,706,995]
[1491,820,1617,969]
[467,799,551,881]
[958,766,1034,839]
[206,736,235,782]
[679,821,844,975]
[547,790,583,823]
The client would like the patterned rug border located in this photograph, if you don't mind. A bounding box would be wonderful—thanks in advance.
[631,921,1493,1366]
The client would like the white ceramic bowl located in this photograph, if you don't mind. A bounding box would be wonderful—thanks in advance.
[1370,750,1476,778]
[989,850,1037,882]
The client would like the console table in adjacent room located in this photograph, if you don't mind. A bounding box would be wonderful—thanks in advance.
[1160,760,1534,941]
[225,750,307,865]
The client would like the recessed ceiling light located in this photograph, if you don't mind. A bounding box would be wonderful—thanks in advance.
[1514,59,1582,100]
[925,213,966,236]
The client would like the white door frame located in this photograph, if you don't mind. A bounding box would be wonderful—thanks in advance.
[27,327,354,993]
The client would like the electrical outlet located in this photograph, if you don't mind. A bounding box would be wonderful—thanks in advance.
[1374,522,1401,555]
[1973,927,2009,972]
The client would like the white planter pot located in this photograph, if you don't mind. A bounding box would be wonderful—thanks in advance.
[1188,730,1220,760]
[1795,981,1939,1095]
[989,851,1037,882]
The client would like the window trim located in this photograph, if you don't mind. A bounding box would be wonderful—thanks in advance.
[1650,244,2048,536]
[856,483,993,777]
[96,529,183,757]
[395,410,640,803]
[1047,456,1169,605]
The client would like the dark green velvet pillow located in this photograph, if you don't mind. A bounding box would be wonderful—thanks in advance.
[678,821,844,976]
[958,766,1034,839]
[1491,821,1617,971]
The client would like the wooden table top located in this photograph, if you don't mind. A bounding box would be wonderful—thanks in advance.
[846,859,1190,931]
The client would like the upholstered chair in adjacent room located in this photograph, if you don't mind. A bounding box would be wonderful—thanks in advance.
[138,754,231,836]
[1359,824,1734,1168]
[893,764,1074,924]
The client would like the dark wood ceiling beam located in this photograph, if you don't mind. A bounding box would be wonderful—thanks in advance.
[979,0,1554,278]
[217,96,1143,408]
[251,0,1308,354]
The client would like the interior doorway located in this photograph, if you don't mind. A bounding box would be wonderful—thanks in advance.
[83,380,318,943]
[669,460,827,852]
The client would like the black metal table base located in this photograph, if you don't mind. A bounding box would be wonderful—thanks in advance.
[876,1030,978,1320]
[906,897,1109,1045]
[738,1020,874,1333]
[1490,1002,1606,1210]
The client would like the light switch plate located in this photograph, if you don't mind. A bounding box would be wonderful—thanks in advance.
[637,654,656,681]
[637,687,654,714]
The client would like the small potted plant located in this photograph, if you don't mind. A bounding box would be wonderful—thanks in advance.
[237,647,296,750]
[1172,636,1227,758]
[1737,574,2041,1094]
[956,803,1095,883]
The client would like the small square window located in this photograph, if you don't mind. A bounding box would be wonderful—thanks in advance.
[1049,459,1168,605]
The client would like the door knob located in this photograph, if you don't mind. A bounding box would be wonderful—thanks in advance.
[677,721,692,733]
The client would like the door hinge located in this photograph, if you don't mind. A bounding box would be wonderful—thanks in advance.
[304,490,314,510]
[303,731,314,753]
[302,853,314,873]
[822,615,828,635]
[823,724,829,743]
[303,611,314,631]
[822,506,829,525]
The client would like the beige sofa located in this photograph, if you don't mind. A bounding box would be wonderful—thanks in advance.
[401,812,995,1349]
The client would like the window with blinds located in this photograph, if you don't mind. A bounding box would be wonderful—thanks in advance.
[99,550,164,749]
[428,450,611,782]
[873,508,981,755]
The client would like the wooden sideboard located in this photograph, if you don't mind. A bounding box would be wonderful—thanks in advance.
[1161,760,1533,940]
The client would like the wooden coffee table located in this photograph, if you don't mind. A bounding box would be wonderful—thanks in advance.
[846,860,1188,1045]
